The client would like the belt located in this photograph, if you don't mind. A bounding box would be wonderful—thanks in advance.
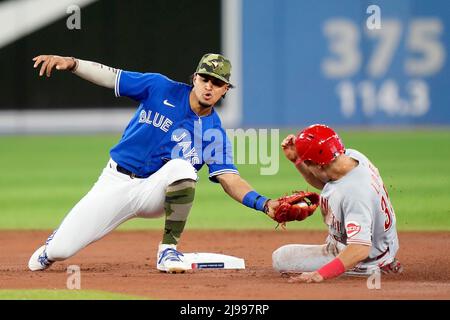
[116,164,146,179]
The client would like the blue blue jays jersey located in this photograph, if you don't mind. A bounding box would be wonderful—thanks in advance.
[110,70,239,182]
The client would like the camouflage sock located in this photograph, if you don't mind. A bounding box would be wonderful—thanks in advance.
[162,179,196,245]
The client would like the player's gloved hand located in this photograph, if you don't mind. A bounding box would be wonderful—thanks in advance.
[33,55,77,77]
[281,134,298,163]
[271,191,320,228]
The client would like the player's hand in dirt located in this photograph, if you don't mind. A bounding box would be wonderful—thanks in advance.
[288,271,324,283]
[281,134,298,163]
[33,55,76,77]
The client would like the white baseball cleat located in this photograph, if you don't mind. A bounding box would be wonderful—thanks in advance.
[156,243,188,274]
[28,245,54,271]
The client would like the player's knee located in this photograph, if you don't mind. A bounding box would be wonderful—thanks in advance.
[272,246,286,272]
[164,159,198,184]
[272,247,283,272]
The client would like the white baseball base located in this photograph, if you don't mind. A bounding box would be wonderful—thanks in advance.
[182,252,245,270]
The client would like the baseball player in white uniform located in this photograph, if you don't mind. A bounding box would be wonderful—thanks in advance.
[271,124,403,283]
[28,53,278,273]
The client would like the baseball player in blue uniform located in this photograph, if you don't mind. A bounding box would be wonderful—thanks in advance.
[29,53,278,273]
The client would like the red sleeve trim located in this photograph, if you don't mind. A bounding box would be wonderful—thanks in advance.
[347,239,372,246]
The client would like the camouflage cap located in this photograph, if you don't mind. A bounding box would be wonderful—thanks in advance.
[195,53,233,87]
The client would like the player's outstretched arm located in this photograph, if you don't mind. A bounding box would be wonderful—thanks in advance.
[289,244,370,283]
[33,55,116,89]
[216,173,278,216]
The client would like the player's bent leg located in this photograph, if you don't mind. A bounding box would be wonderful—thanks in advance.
[123,159,198,273]
[162,179,196,245]
[28,162,137,271]
[345,257,403,277]
[149,159,198,273]
[157,178,196,273]
[137,159,198,218]
[272,244,336,273]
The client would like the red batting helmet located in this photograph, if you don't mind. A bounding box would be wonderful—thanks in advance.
[295,124,345,165]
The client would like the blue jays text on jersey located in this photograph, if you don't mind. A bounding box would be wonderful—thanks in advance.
[137,109,173,132]
[110,71,238,182]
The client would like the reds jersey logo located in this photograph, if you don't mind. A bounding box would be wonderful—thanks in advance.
[346,221,361,238]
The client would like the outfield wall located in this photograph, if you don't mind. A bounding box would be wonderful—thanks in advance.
[0,0,221,110]
[240,0,450,127]
[1,0,449,133]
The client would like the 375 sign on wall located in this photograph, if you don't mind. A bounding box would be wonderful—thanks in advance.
[322,17,446,118]
[242,0,450,126]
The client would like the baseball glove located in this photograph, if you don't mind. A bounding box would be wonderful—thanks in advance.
[273,191,320,228]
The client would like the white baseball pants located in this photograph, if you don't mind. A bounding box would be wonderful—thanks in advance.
[45,158,197,261]
[272,237,345,273]
[272,236,394,276]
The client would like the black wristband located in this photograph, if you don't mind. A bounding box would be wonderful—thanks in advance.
[67,57,78,72]
[263,199,270,214]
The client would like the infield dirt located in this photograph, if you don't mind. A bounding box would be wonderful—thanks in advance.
[0,230,449,299]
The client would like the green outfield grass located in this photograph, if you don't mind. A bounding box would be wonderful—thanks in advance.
[0,289,147,300]
[0,130,449,231]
